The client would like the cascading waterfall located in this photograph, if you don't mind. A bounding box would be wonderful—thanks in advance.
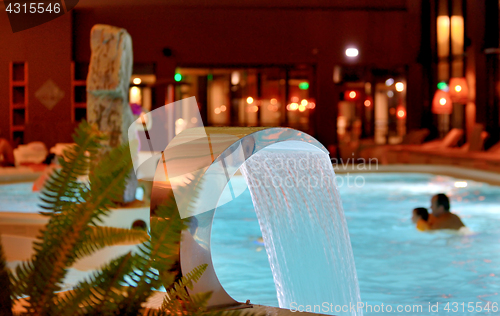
[240,148,362,316]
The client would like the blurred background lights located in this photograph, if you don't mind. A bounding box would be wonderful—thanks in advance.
[454,181,468,188]
[439,97,447,105]
[385,78,394,86]
[437,82,448,90]
[298,82,309,90]
[231,71,240,85]
[364,100,371,107]
[133,78,141,85]
[395,82,404,92]
[345,48,359,57]
[246,96,254,104]
[387,91,394,97]
[298,105,306,112]
[291,96,299,103]
[190,117,198,124]
[301,99,308,106]
[220,105,227,112]
[349,91,357,98]
[270,98,277,104]
[174,73,182,82]
[455,85,462,92]
[214,108,221,114]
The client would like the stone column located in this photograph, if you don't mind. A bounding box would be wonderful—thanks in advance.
[87,24,137,203]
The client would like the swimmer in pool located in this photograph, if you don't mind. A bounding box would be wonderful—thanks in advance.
[412,207,430,231]
[428,193,465,230]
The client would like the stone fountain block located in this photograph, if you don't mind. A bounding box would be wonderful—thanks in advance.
[87,24,137,203]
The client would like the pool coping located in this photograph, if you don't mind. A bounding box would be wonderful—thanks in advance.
[333,164,500,186]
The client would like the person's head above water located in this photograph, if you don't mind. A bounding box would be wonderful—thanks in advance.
[412,207,429,223]
[431,193,450,216]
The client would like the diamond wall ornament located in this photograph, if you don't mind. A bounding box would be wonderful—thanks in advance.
[35,79,65,110]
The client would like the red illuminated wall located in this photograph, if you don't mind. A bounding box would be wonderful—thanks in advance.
[0,13,73,148]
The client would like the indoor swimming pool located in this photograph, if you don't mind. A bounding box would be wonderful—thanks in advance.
[1,172,500,315]
[211,173,500,315]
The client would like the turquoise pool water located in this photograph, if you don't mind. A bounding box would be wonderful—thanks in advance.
[211,173,500,315]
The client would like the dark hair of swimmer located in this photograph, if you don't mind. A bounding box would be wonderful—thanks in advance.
[435,193,450,211]
[413,207,429,221]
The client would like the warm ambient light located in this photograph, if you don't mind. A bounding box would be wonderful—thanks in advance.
[454,181,467,188]
[397,106,406,119]
[395,82,404,92]
[214,108,221,114]
[364,100,371,107]
[287,103,299,111]
[432,90,452,114]
[349,91,357,99]
[307,102,316,109]
[449,77,469,103]
[270,98,277,105]
[298,105,306,112]
[301,99,308,106]
[220,105,227,112]
[345,48,359,57]
[246,96,254,104]
[231,71,240,85]
[133,78,141,85]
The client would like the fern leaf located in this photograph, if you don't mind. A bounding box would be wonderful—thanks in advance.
[73,226,149,260]
[39,121,105,212]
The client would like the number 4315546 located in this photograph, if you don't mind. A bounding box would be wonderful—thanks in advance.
[5,2,61,14]
[444,302,498,313]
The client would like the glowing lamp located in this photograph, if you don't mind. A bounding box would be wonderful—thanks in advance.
[345,48,359,57]
[432,90,452,114]
[395,82,404,92]
[345,90,359,100]
[396,106,406,119]
[364,97,373,107]
[449,77,468,103]
[246,97,254,104]
[133,78,141,85]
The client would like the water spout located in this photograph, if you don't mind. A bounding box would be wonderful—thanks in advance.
[151,127,361,315]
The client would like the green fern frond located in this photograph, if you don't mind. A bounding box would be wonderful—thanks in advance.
[39,121,105,213]
[52,252,135,316]
[23,141,134,314]
[116,203,187,315]
[74,226,149,259]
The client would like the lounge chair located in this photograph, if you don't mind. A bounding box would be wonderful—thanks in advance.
[357,129,429,163]
[384,128,464,164]
[422,124,488,165]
